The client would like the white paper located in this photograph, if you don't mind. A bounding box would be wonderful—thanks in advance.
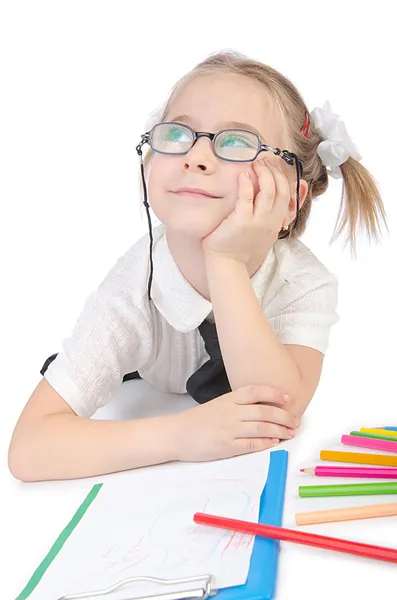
[24,451,270,600]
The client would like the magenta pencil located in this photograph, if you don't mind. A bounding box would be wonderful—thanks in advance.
[342,435,397,454]
[301,466,397,478]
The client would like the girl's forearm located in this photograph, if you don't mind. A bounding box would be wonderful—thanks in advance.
[205,254,303,397]
[9,412,181,482]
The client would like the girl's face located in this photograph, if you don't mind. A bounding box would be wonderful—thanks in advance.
[147,72,296,240]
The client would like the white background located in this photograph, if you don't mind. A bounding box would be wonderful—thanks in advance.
[1,1,397,598]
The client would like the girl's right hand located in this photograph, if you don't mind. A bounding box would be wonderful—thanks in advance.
[174,384,300,462]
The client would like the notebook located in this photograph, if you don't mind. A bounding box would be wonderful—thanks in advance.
[15,450,288,600]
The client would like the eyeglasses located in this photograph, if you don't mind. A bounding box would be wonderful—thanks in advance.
[138,122,303,177]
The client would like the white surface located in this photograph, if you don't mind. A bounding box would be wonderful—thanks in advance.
[23,427,270,600]
[2,2,397,599]
[5,381,397,600]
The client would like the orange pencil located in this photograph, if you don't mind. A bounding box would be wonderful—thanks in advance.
[296,502,397,526]
[320,450,397,467]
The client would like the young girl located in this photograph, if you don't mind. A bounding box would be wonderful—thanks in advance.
[8,50,387,482]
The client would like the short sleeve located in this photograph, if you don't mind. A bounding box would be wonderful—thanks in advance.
[43,290,153,417]
[267,275,339,355]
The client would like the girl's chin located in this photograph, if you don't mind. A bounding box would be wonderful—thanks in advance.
[162,214,223,239]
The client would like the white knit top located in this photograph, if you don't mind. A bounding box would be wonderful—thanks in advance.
[44,223,339,417]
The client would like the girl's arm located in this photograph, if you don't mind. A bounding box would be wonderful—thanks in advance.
[8,378,180,481]
[205,254,338,416]
[8,378,298,482]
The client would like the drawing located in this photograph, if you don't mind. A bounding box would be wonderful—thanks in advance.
[41,469,266,598]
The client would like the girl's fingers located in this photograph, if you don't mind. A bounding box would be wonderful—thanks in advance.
[236,421,295,440]
[253,158,291,220]
[234,384,291,406]
[232,437,280,456]
[252,158,276,214]
[241,404,299,430]
[234,171,254,219]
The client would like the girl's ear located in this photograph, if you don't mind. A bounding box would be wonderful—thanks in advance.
[288,178,309,219]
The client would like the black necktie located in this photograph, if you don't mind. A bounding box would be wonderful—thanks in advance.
[186,318,231,404]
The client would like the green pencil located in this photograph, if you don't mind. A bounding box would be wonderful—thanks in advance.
[299,481,397,498]
[350,430,397,442]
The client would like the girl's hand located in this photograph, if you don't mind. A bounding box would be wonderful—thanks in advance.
[174,384,300,462]
[202,157,293,264]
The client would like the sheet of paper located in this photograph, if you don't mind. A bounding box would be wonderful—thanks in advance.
[25,451,270,600]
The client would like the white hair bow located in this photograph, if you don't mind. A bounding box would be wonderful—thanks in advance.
[310,100,362,179]
[144,102,167,133]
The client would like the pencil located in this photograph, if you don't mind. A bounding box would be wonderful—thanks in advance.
[360,428,397,438]
[299,481,397,498]
[342,434,397,453]
[350,430,397,442]
[193,512,397,565]
[295,502,397,526]
[320,450,397,467]
[301,466,397,478]
[383,427,397,432]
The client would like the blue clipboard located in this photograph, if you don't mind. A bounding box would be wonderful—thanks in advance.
[217,449,288,600]
[15,450,288,600]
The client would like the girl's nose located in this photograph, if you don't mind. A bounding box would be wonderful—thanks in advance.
[183,137,217,171]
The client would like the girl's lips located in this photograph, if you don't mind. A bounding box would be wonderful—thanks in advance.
[171,190,218,199]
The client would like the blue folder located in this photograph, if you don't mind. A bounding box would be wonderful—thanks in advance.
[218,449,288,600]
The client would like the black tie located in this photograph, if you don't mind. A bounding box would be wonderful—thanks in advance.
[186,318,231,404]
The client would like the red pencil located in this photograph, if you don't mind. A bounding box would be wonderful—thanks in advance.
[193,513,397,564]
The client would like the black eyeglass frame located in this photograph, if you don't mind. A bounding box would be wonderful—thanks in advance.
[144,121,304,175]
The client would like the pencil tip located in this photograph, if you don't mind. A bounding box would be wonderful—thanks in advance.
[300,468,305,472]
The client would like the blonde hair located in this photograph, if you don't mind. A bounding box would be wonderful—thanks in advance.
[141,50,388,256]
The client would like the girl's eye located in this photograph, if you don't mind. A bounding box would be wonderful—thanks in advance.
[167,126,191,142]
[219,134,252,148]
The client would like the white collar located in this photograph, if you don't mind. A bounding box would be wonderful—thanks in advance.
[150,224,275,333]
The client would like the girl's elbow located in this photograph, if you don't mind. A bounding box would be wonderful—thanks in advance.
[8,430,44,482]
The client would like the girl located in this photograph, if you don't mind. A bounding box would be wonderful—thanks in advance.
[8,50,387,482]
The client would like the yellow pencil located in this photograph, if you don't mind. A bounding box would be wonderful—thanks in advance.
[361,428,397,438]
[320,450,397,466]
[296,502,397,526]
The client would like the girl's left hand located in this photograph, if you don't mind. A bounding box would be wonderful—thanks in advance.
[202,157,293,264]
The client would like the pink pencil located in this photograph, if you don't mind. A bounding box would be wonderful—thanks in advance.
[342,435,397,454]
[301,466,397,478]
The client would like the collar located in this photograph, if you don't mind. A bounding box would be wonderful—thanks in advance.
[150,224,275,333]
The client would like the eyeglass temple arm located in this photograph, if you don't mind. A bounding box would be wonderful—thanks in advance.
[136,134,150,162]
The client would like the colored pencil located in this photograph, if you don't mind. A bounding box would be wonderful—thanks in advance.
[361,428,397,437]
[299,481,397,498]
[301,466,397,478]
[320,450,397,466]
[351,430,397,442]
[372,427,397,432]
[295,501,397,526]
[342,434,397,453]
[193,512,397,565]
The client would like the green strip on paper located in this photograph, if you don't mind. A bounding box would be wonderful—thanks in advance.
[16,483,103,600]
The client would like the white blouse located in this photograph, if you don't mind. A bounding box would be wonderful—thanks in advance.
[44,223,339,417]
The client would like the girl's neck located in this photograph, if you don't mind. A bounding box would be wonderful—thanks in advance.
[165,228,264,302]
